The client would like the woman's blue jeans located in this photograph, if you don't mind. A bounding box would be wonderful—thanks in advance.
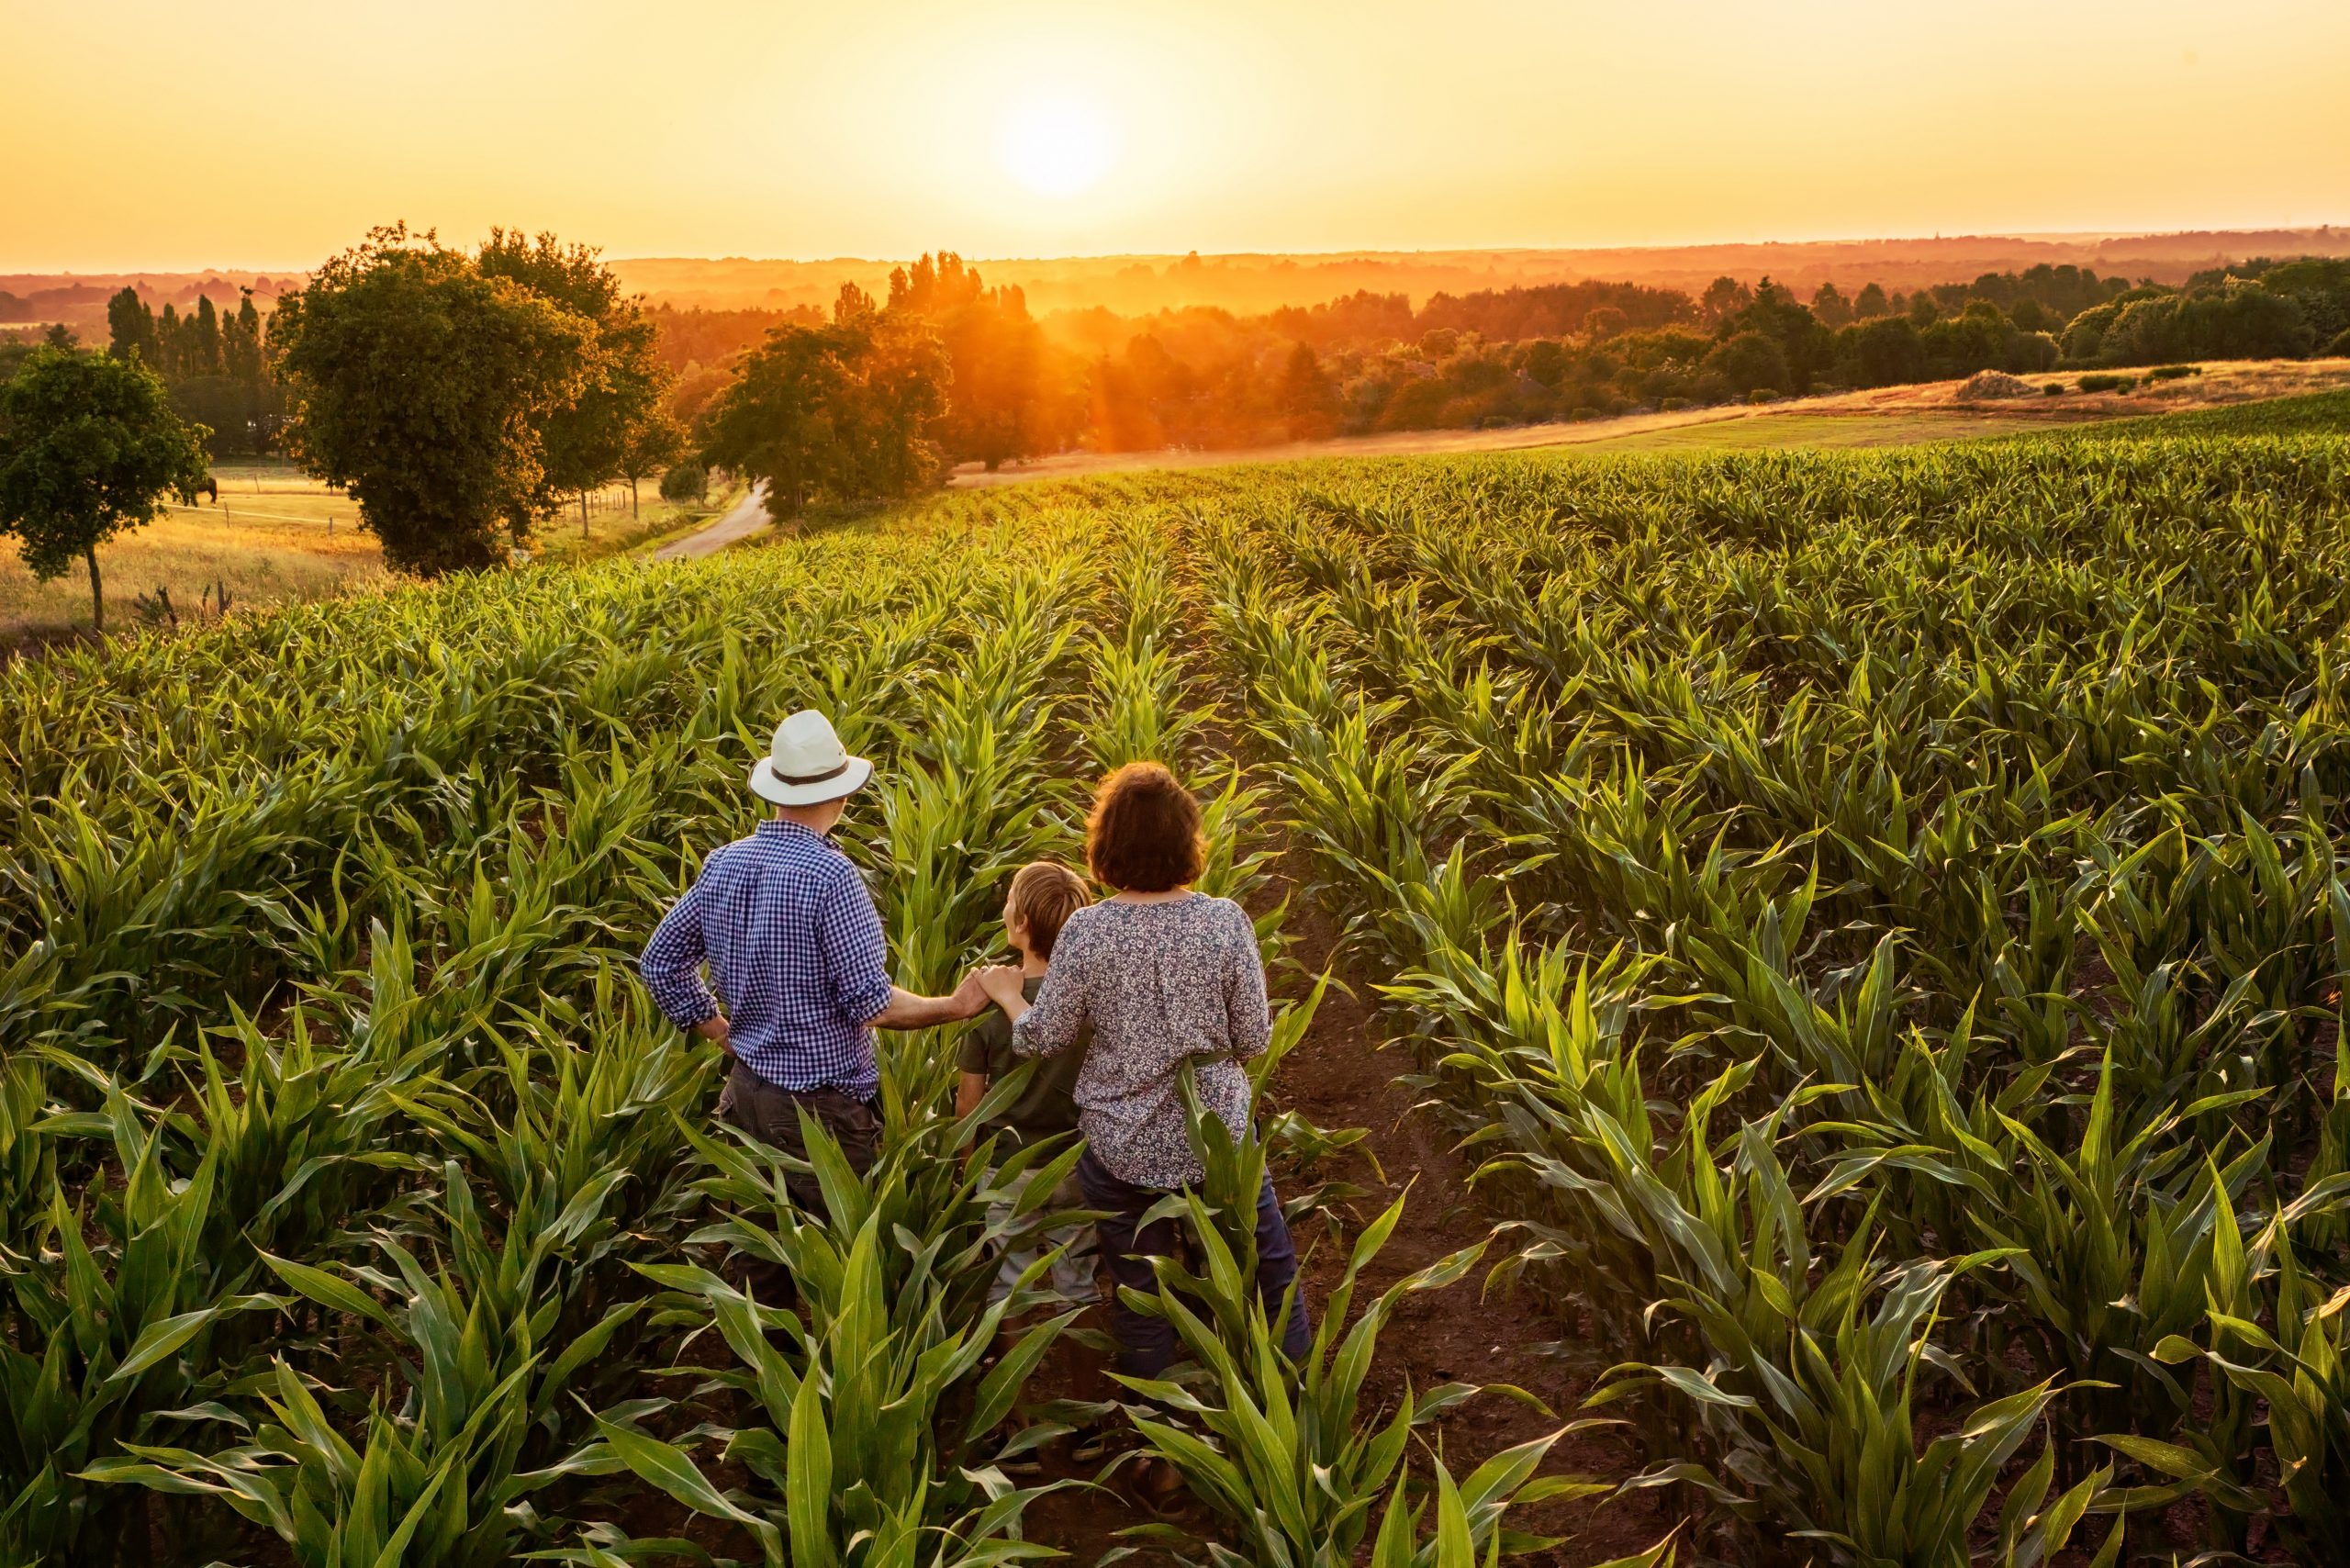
[1076,1147,1314,1380]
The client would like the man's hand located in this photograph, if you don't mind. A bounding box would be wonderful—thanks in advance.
[694,1014,731,1052]
[949,968,993,1020]
[977,964,1027,1010]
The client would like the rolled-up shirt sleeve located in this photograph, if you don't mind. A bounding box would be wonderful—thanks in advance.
[1012,918,1092,1058]
[1224,907,1272,1061]
[817,869,895,1026]
[641,875,719,1028]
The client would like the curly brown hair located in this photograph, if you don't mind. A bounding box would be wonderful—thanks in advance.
[1085,762,1206,893]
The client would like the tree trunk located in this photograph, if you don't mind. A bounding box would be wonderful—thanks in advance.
[85,548,104,633]
[629,476,639,517]
[580,491,589,540]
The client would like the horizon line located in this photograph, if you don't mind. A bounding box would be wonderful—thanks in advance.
[9,219,2348,281]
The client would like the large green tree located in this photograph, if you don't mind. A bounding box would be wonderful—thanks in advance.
[271,225,593,575]
[700,292,947,515]
[0,347,209,630]
[476,229,672,531]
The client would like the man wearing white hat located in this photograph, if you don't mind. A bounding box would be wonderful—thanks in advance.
[641,710,987,1205]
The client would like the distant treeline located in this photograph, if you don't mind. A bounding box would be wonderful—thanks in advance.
[101,289,284,455]
[651,253,2350,465]
[0,289,293,459]
[34,241,2343,510]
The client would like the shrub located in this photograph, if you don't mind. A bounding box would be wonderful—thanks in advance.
[1748,387,1779,405]
[2328,327,2350,357]
[2078,373,2138,393]
[2146,364,2202,382]
[2095,284,2313,366]
[1659,397,1690,412]
[1705,330,1790,398]
[658,461,708,503]
[1956,370,2035,400]
[2042,383,2065,396]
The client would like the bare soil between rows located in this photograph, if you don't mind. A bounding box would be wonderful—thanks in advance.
[1018,852,1674,1565]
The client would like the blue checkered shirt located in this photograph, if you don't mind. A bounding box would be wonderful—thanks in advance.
[639,819,894,1098]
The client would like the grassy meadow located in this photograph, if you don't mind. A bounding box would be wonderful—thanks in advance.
[0,507,387,635]
[0,463,733,637]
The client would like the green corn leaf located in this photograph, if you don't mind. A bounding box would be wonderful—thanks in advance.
[593,1414,778,1555]
[787,1364,836,1568]
[260,1252,397,1333]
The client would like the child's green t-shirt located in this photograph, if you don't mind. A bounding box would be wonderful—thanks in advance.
[959,975,1089,1148]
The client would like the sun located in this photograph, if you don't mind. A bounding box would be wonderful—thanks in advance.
[996,94,1121,199]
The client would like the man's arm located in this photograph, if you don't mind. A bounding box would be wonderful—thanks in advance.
[642,874,722,1035]
[818,872,988,1032]
[870,975,990,1030]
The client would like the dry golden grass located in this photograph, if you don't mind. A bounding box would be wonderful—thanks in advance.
[0,463,714,635]
[1833,356,2350,415]
[0,509,388,634]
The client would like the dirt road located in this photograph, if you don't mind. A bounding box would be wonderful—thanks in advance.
[654,482,771,560]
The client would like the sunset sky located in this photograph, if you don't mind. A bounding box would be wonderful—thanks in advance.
[7,0,2347,271]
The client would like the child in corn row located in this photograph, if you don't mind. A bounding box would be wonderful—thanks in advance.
[958,860,1100,1305]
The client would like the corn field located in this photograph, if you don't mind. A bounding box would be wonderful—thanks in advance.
[3,429,2348,1565]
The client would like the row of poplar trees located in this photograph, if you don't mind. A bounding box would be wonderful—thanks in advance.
[105,287,282,455]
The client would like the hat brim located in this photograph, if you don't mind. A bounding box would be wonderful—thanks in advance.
[750,754,873,807]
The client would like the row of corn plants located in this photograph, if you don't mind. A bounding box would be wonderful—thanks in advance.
[12,432,2348,1564]
[1182,433,2350,1563]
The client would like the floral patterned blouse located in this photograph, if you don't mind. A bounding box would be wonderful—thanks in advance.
[1010,892,1270,1188]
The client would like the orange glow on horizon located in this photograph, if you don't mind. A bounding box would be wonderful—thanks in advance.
[3,0,2346,273]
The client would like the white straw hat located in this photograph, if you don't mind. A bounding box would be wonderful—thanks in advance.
[749,711,874,806]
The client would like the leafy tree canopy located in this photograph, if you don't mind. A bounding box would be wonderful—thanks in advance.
[0,346,209,629]
[477,229,673,516]
[700,300,947,515]
[272,225,594,575]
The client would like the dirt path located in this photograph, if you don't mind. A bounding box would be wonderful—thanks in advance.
[1256,888,1673,1564]
[1019,851,1673,1567]
[653,481,772,560]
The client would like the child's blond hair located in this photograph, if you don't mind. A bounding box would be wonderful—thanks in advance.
[1008,861,1090,958]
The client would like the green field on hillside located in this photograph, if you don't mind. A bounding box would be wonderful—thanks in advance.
[1555,407,2079,453]
[2068,385,2350,439]
[6,428,2350,1564]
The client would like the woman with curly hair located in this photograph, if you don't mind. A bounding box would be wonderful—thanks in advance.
[975,761,1313,1378]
